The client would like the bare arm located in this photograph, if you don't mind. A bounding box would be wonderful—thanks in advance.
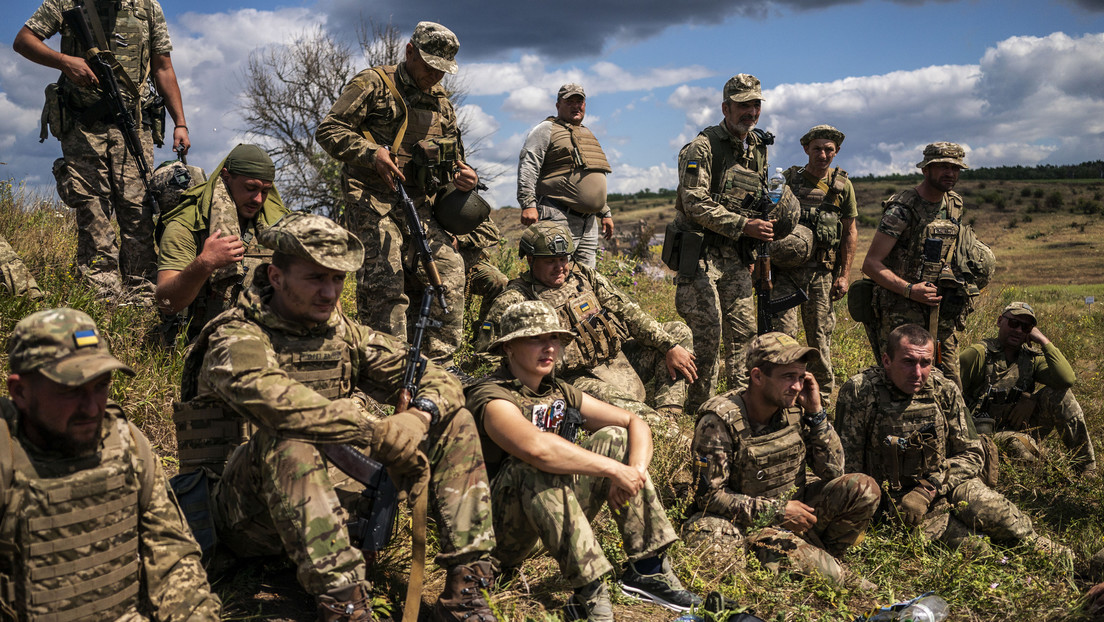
[13,25,97,85]
[862,231,939,307]
[150,53,189,154]
[155,230,244,313]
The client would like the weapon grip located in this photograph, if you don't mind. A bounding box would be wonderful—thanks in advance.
[397,387,412,412]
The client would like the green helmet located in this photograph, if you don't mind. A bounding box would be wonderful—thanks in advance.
[769,223,814,269]
[519,222,574,258]
[433,183,491,235]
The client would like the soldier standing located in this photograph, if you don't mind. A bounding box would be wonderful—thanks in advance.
[316,21,476,367]
[1,308,220,620]
[517,83,615,268]
[14,0,189,303]
[685,332,879,588]
[960,301,1096,473]
[178,213,498,620]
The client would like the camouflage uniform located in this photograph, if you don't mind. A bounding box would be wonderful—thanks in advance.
[25,0,172,299]
[478,264,692,424]
[1,308,220,621]
[0,233,44,300]
[836,366,1041,546]
[456,218,508,320]
[315,24,468,364]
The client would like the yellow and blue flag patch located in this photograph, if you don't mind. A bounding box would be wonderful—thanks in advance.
[73,329,99,348]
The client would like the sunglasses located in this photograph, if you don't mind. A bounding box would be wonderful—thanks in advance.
[1003,316,1034,332]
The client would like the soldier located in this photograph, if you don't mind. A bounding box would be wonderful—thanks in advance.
[14,0,189,302]
[685,332,879,588]
[1,308,220,620]
[960,302,1096,473]
[836,324,1067,555]
[0,233,44,300]
[477,222,697,428]
[179,213,498,620]
[861,142,987,387]
[466,301,701,620]
[772,125,859,400]
[316,21,477,367]
[517,83,615,268]
[668,74,798,411]
[155,143,289,341]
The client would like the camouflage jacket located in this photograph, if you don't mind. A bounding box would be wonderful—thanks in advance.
[691,390,844,528]
[190,268,464,443]
[835,366,983,497]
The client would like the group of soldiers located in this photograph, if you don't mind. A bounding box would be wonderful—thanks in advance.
[3,6,1103,622]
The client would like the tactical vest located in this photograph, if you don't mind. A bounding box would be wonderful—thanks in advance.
[710,394,807,499]
[783,166,848,268]
[702,125,766,216]
[59,0,153,111]
[535,118,612,214]
[868,370,946,492]
[881,190,963,283]
[513,271,628,374]
[477,375,578,480]
[0,403,153,621]
[970,339,1037,430]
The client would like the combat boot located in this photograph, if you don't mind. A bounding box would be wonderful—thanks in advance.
[565,580,613,622]
[432,560,498,621]
[317,581,375,622]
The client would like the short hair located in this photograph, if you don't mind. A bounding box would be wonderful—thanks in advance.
[885,324,934,359]
[271,250,295,271]
[755,360,780,377]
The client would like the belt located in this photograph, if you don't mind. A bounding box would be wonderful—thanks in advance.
[541,197,596,219]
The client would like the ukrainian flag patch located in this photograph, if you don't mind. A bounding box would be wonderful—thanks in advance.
[687,160,699,171]
[481,321,493,331]
[73,329,99,348]
[579,301,591,313]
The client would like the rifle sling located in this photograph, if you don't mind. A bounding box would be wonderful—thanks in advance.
[402,469,430,622]
[78,1,143,103]
[361,67,409,156]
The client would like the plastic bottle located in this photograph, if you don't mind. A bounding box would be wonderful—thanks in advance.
[897,595,949,622]
[766,167,786,204]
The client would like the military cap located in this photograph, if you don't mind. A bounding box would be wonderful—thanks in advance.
[916,142,969,170]
[8,308,135,386]
[225,143,276,182]
[489,301,574,354]
[1002,301,1037,324]
[746,331,824,372]
[558,83,586,100]
[519,221,575,258]
[258,212,364,272]
[800,124,845,148]
[723,74,764,104]
[411,21,459,74]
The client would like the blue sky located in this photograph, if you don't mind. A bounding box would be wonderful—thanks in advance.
[2,0,1103,209]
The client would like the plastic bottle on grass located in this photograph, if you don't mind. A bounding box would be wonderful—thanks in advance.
[897,595,949,622]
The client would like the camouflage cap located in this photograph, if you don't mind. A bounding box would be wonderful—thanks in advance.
[8,308,135,386]
[258,212,364,272]
[488,301,574,354]
[411,21,459,74]
[800,124,845,148]
[558,83,586,100]
[1002,301,1037,324]
[723,74,764,104]
[519,221,575,258]
[746,331,824,372]
[916,142,969,170]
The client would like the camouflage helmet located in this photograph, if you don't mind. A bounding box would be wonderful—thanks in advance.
[433,183,491,235]
[151,160,206,211]
[488,300,574,354]
[8,308,135,386]
[769,223,814,269]
[258,212,364,272]
[519,222,575,258]
[762,184,800,241]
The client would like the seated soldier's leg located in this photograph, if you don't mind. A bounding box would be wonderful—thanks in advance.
[1035,386,1097,472]
[746,527,848,585]
[992,430,1043,463]
[426,408,496,567]
[571,374,669,434]
[469,259,508,321]
[680,514,747,570]
[948,477,1035,543]
[0,234,43,300]
[676,255,724,413]
[622,321,694,415]
[806,473,881,557]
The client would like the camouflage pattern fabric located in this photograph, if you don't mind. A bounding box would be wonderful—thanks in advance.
[989,386,1096,469]
[0,233,43,300]
[490,426,677,588]
[457,219,508,319]
[774,265,836,400]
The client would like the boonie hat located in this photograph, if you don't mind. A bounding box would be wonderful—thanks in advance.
[8,308,135,386]
[411,21,459,74]
[916,142,969,170]
[746,332,824,372]
[558,83,586,100]
[488,301,574,354]
[800,124,845,148]
[1002,302,1037,324]
[723,74,764,104]
[258,212,364,272]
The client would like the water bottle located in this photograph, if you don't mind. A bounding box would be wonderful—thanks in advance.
[766,167,786,204]
[897,595,949,622]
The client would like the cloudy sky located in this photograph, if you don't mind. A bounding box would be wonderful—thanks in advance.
[2,0,1103,209]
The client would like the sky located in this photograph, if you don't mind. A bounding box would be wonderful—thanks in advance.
[2,0,1103,210]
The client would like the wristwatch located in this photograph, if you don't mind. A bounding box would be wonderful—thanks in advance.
[410,396,441,426]
[802,409,828,428]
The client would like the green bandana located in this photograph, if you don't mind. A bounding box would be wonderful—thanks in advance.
[225,143,275,181]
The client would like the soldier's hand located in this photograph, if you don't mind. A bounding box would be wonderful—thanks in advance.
[831,276,849,301]
[607,462,646,507]
[1028,325,1051,346]
[601,217,615,240]
[61,55,98,88]
[199,229,244,271]
[743,218,774,242]
[453,162,478,192]
[897,484,935,527]
[520,207,539,225]
[796,372,821,414]
[911,281,941,307]
[369,410,429,473]
[666,345,698,382]
[173,126,191,155]
[780,500,817,533]
[373,149,404,191]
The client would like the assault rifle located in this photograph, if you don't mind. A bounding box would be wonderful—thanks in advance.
[752,190,807,334]
[61,0,157,214]
[918,238,944,364]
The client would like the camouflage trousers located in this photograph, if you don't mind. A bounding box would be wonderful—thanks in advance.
[0,233,42,299]
[675,248,755,412]
[681,473,880,585]
[887,477,1035,546]
[490,426,678,588]
[978,386,1097,472]
[620,320,694,413]
[775,264,837,402]
[343,198,466,364]
[539,199,601,268]
[870,285,966,387]
[55,121,157,298]
[465,259,508,322]
[214,408,496,596]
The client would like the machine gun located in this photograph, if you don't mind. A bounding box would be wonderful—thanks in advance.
[61,0,158,214]
[753,175,807,334]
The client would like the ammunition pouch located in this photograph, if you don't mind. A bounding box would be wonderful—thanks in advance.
[168,467,219,564]
[413,137,458,195]
[39,83,70,142]
[662,221,704,279]
[847,278,877,325]
[559,292,627,371]
[172,401,253,476]
[143,87,166,147]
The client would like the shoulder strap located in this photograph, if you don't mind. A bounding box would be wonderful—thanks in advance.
[368,66,409,152]
[80,2,142,100]
[122,415,157,511]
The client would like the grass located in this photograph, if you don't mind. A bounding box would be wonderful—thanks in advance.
[1,174,1103,620]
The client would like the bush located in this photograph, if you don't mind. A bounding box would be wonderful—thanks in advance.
[1045,191,1065,211]
[1021,188,1033,198]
